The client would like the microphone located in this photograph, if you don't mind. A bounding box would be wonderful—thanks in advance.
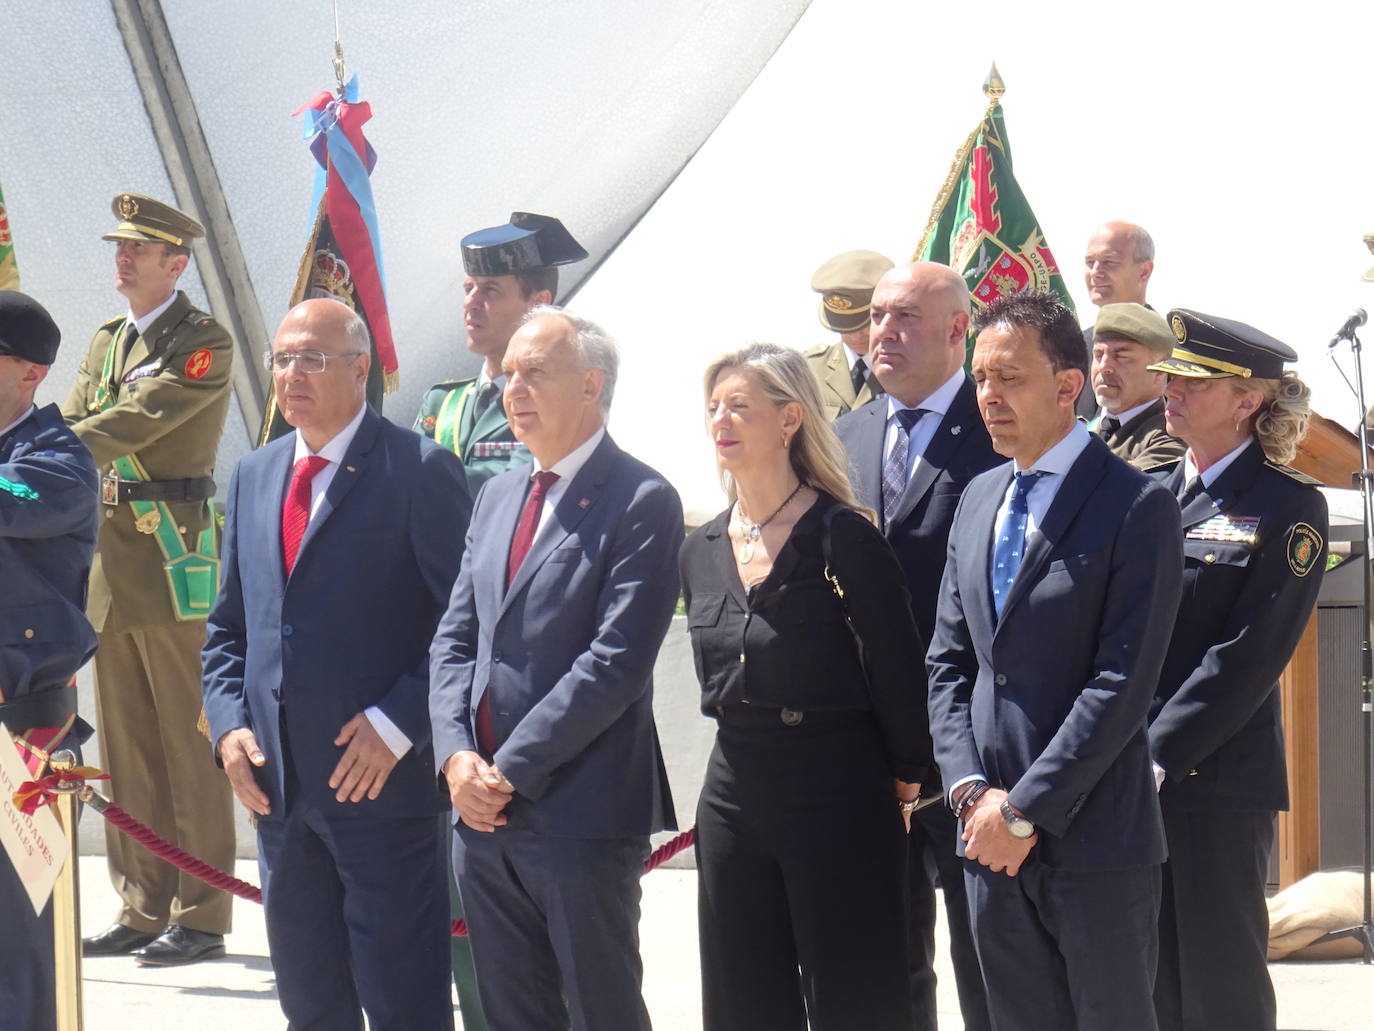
[1329,308,1368,348]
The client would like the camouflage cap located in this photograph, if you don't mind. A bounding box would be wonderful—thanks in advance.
[810,249,894,333]
[102,193,204,247]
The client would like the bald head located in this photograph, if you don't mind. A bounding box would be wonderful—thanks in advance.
[271,298,371,450]
[1084,222,1154,306]
[869,262,971,407]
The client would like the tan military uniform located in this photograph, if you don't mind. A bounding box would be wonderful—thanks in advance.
[804,341,880,421]
[62,289,236,936]
[1095,399,1186,472]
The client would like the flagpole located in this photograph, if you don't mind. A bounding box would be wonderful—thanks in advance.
[914,64,1003,258]
[49,750,84,1031]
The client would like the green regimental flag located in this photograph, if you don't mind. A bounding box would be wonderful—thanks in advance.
[0,179,17,291]
[914,67,1074,361]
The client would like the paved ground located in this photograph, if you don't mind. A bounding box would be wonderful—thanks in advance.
[73,855,1372,1030]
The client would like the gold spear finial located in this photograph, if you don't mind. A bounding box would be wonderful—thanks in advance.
[984,63,1006,105]
[334,40,347,94]
[1363,232,1374,282]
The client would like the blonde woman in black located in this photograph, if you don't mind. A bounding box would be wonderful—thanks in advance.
[680,342,930,1030]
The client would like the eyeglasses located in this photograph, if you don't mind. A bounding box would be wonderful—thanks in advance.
[263,349,366,374]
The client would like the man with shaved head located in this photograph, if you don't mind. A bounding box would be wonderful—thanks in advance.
[203,298,473,1028]
[835,262,999,1031]
[1078,221,1157,418]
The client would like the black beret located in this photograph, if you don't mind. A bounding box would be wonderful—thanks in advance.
[0,290,60,365]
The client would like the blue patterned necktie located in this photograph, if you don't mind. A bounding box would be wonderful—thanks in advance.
[991,471,1048,617]
[881,408,926,529]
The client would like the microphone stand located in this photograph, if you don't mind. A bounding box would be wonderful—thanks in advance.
[1320,325,1374,962]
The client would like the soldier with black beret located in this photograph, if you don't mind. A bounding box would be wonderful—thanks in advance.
[63,193,236,966]
[0,290,99,1031]
[415,212,587,494]
[803,249,894,419]
[1147,309,1328,1031]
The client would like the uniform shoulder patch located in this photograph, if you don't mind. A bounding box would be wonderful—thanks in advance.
[185,349,214,379]
[1287,522,1323,577]
[801,343,832,359]
[1265,460,1324,486]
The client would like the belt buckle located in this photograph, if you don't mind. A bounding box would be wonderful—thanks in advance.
[780,708,804,727]
[101,471,120,506]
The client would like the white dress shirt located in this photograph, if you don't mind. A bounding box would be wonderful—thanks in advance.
[1095,396,1158,431]
[291,402,411,759]
[530,426,606,542]
[127,292,178,337]
[883,368,966,483]
[1182,438,1253,490]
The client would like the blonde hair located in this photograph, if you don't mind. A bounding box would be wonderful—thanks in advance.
[1233,370,1312,465]
[703,343,860,510]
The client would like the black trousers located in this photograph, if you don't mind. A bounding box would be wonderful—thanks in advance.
[696,710,913,1031]
[908,802,990,1031]
[965,858,1162,1031]
[1155,807,1276,1031]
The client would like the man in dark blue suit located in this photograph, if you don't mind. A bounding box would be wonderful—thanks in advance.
[834,261,998,1031]
[202,298,472,1030]
[430,307,682,1031]
[0,291,99,1031]
[927,292,1183,1031]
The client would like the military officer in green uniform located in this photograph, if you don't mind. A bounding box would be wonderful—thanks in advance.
[415,212,587,494]
[63,193,236,966]
[802,249,894,420]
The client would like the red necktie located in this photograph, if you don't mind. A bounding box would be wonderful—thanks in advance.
[281,455,330,576]
[476,470,560,755]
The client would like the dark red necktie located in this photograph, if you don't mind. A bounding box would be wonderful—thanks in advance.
[476,470,561,755]
[281,455,330,575]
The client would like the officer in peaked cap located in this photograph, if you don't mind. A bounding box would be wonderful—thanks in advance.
[415,211,588,495]
[0,290,100,1031]
[802,249,894,420]
[63,192,236,966]
[1146,308,1328,1031]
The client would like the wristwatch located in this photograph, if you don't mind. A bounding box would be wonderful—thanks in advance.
[999,799,1035,839]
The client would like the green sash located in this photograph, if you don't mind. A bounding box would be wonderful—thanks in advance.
[99,319,219,622]
[434,382,474,456]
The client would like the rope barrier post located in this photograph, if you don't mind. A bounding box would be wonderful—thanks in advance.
[47,750,84,1031]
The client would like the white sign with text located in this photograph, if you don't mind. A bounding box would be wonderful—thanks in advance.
[0,730,70,915]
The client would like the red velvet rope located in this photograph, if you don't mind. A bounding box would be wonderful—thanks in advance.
[93,797,696,939]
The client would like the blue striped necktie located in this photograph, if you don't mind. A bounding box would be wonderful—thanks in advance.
[991,470,1048,617]
[881,407,925,529]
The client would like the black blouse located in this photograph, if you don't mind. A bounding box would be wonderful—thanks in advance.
[679,493,932,783]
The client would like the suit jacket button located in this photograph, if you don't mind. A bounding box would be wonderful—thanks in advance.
[995,673,1007,686]
[1204,552,1217,564]
[780,708,804,727]
[24,628,35,639]
[493,651,502,663]
[282,624,293,637]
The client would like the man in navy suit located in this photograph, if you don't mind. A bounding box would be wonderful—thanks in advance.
[430,307,682,1031]
[202,298,472,1030]
[834,261,998,1031]
[927,291,1183,1031]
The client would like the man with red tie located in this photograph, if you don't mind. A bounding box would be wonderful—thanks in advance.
[429,307,683,1031]
[202,298,472,1029]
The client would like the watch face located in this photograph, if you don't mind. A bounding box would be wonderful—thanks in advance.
[1007,818,1035,839]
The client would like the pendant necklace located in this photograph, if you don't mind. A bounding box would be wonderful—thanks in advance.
[735,481,803,564]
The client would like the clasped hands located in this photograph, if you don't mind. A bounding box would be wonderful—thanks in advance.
[962,787,1037,877]
[218,712,400,816]
[443,750,516,832]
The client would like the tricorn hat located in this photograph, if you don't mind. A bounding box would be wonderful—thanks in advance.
[461,212,588,277]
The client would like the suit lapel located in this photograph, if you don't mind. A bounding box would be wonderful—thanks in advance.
[889,378,979,530]
[823,351,858,410]
[1182,443,1263,528]
[497,435,619,620]
[121,292,190,383]
[847,399,888,511]
[263,438,294,591]
[996,438,1110,627]
[966,465,1011,638]
[468,390,512,445]
[292,406,380,571]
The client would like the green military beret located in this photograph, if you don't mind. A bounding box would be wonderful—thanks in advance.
[810,249,894,333]
[102,193,204,248]
[1093,303,1174,357]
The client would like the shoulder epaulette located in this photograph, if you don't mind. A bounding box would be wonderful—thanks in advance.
[1264,460,1324,487]
[801,342,832,359]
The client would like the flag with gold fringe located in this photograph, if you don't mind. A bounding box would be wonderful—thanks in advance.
[0,179,18,291]
[915,66,1074,357]
[259,74,398,444]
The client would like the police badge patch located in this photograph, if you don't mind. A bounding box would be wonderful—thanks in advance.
[1287,522,1322,577]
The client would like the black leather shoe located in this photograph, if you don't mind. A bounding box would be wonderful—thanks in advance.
[134,925,226,967]
[83,923,160,956]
